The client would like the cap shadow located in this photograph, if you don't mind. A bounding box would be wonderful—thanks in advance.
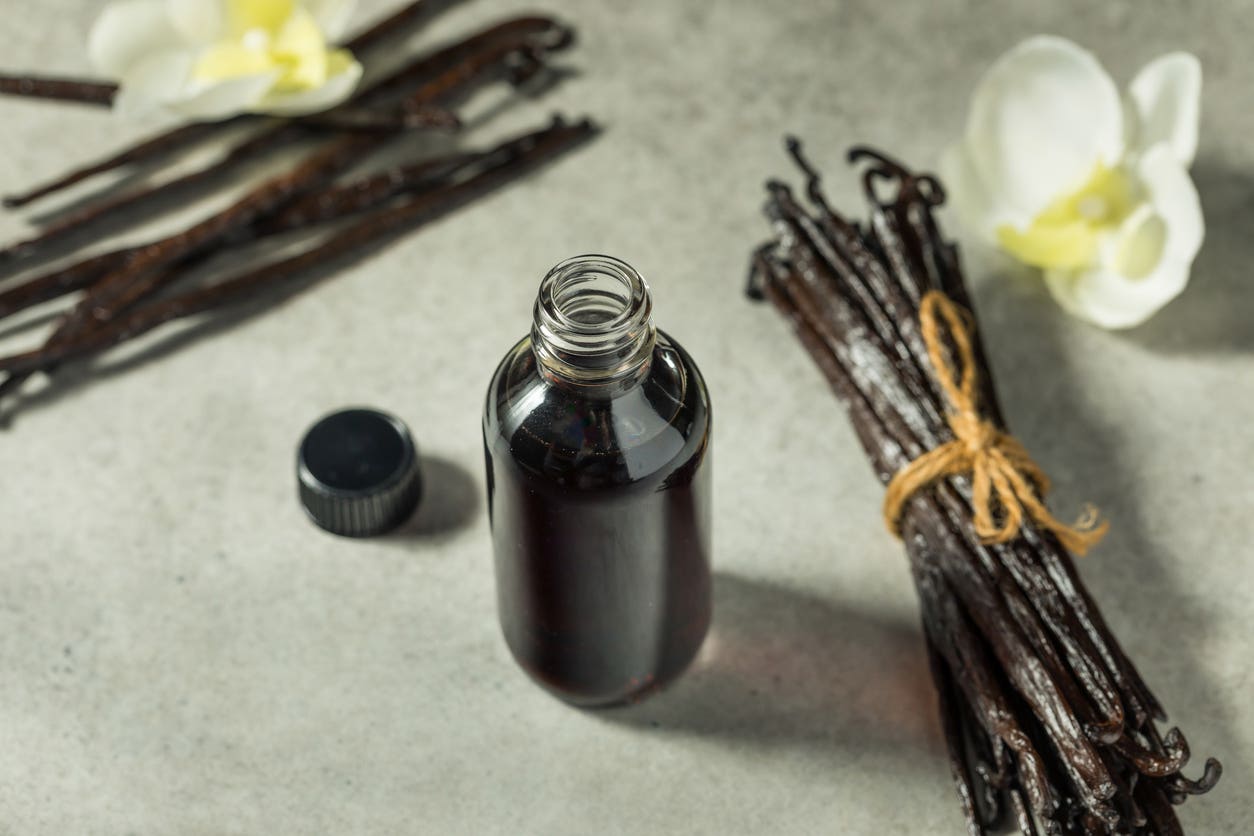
[391,454,481,540]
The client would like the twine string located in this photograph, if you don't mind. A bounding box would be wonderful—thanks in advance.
[882,290,1108,555]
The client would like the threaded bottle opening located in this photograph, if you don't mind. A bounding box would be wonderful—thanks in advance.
[531,255,656,387]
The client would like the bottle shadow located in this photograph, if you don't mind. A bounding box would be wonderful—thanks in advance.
[1121,160,1254,356]
[602,573,944,763]
[975,261,1245,813]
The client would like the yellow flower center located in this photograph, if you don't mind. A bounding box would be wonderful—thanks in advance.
[996,163,1138,271]
[192,0,354,95]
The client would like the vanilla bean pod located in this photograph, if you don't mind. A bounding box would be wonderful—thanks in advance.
[748,142,1219,834]
[759,250,1092,821]
[0,125,549,323]
[0,150,489,322]
[257,119,565,233]
[0,0,451,209]
[5,15,565,217]
[804,218,1171,830]
[861,163,1170,732]
[349,16,570,109]
[865,170,1161,732]
[1,122,233,210]
[0,131,380,398]
[260,153,477,232]
[0,75,116,106]
[840,164,1158,725]
[68,137,383,327]
[1,136,397,388]
[330,0,456,54]
[926,634,988,835]
[0,145,474,398]
[810,172,1138,755]
[763,254,1149,831]
[301,103,462,132]
[75,33,569,320]
[0,118,595,379]
[0,16,570,268]
[0,164,443,324]
[0,87,469,140]
[2,19,571,323]
[0,249,127,320]
[829,163,1208,828]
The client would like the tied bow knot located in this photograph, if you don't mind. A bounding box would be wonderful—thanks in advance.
[949,409,996,455]
[882,291,1108,556]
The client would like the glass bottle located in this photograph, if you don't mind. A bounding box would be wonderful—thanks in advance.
[482,254,712,707]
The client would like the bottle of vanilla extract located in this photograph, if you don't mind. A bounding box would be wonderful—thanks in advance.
[483,255,712,707]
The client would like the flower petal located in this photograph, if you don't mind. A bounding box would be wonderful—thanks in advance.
[226,0,296,33]
[1045,147,1202,329]
[165,0,227,43]
[89,0,179,77]
[994,162,1136,270]
[1137,143,1204,262]
[114,45,280,122]
[111,48,196,116]
[174,71,282,120]
[1107,204,1166,280]
[255,50,360,114]
[939,142,1011,244]
[303,0,356,41]
[964,36,1125,221]
[195,41,280,82]
[998,214,1099,271]
[1044,255,1192,330]
[272,7,332,89]
[1127,53,1201,167]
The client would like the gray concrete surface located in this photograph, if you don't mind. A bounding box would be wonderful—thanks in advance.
[1,1,1251,833]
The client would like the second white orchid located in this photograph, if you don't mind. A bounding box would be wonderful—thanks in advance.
[941,36,1203,329]
[89,0,363,120]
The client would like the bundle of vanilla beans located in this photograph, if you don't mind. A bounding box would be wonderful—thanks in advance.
[0,1,596,408]
[747,141,1220,835]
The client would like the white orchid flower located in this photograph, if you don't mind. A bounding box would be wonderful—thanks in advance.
[89,0,363,120]
[941,36,1203,329]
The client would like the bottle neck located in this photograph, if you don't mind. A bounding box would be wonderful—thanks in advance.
[531,255,657,392]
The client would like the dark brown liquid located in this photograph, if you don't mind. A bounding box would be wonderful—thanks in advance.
[483,333,711,707]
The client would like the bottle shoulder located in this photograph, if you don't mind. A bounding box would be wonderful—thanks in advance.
[484,331,710,490]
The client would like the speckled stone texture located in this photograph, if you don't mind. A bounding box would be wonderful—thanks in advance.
[0,1,1250,833]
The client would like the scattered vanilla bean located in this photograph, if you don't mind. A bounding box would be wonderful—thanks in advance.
[301,103,462,132]
[0,117,596,380]
[747,140,1220,834]
[259,116,573,234]
[64,30,571,327]
[1,0,451,209]
[0,8,588,422]
[0,16,572,267]
[62,135,387,333]
[1,121,232,210]
[0,75,117,106]
[0,125,561,323]
[0,153,475,322]
[348,16,572,109]
[0,248,131,320]
[332,0,456,54]
[257,151,484,233]
[0,133,385,400]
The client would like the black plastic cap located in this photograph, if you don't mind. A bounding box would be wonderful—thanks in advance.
[297,408,423,537]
